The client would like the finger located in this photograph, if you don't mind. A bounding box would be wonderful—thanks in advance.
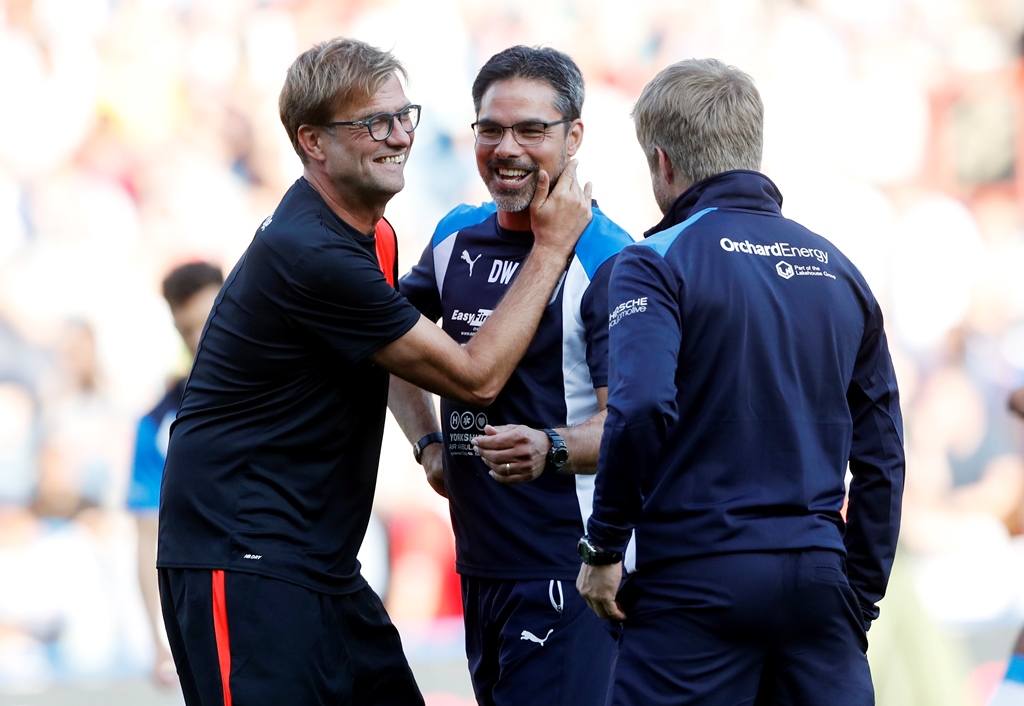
[473,424,516,446]
[481,458,507,473]
[472,429,515,451]
[583,180,593,202]
[492,470,536,485]
[562,158,578,184]
[530,169,551,209]
[487,462,521,482]
[477,450,513,467]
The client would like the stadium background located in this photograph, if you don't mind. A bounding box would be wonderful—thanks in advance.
[0,0,1023,704]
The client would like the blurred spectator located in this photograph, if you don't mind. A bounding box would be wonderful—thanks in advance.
[35,318,131,519]
[0,370,123,685]
[126,261,223,688]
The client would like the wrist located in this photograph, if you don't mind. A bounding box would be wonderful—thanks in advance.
[542,428,569,473]
[412,432,443,464]
[530,239,576,265]
[578,534,623,566]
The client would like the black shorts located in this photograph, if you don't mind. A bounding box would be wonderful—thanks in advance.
[158,568,424,705]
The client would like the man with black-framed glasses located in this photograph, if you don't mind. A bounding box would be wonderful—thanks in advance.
[390,45,633,706]
[156,37,594,706]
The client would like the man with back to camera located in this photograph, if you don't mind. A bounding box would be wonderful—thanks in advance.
[127,261,222,687]
[389,45,633,706]
[156,37,593,706]
[576,58,905,705]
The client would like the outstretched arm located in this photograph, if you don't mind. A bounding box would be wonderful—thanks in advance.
[371,162,593,407]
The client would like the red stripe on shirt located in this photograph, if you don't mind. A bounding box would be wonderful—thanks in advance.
[375,217,398,288]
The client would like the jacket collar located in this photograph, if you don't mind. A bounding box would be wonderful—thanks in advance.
[644,170,784,238]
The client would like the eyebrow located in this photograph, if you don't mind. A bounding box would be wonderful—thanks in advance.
[348,104,414,122]
[475,117,551,125]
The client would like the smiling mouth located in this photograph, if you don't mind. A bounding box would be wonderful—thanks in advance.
[495,167,534,186]
[375,154,405,165]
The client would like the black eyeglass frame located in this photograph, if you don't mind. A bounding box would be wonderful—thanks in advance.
[322,104,421,141]
[470,118,572,146]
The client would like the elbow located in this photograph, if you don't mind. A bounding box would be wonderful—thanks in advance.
[446,376,501,408]
[457,385,500,409]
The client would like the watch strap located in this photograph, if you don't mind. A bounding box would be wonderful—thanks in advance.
[542,428,568,472]
[412,432,443,464]
[578,535,623,566]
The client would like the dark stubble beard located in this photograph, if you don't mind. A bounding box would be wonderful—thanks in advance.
[488,146,569,214]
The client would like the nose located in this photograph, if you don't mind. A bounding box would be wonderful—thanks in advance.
[385,116,413,147]
[493,127,522,158]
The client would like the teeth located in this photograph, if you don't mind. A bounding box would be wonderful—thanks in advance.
[498,169,528,177]
[377,154,405,164]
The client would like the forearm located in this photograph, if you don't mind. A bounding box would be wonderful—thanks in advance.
[136,515,163,647]
[373,162,590,405]
[387,374,447,496]
[588,411,656,552]
[388,375,440,442]
[555,408,606,474]
[373,246,575,407]
[459,244,573,395]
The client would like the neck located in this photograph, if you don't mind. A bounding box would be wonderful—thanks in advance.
[303,166,387,234]
[496,208,532,232]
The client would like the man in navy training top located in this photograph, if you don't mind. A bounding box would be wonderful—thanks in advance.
[156,37,594,706]
[391,45,633,706]
[576,58,905,706]
[127,260,222,688]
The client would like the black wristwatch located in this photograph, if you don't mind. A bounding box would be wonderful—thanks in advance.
[578,535,623,566]
[542,428,569,472]
[412,432,443,464]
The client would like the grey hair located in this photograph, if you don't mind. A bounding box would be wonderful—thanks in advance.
[472,45,584,121]
[632,58,763,185]
[279,37,408,163]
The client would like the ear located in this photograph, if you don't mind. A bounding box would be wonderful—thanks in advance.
[654,147,674,187]
[565,119,584,158]
[297,125,326,164]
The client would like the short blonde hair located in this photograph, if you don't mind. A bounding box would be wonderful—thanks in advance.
[633,58,763,185]
[279,38,407,163]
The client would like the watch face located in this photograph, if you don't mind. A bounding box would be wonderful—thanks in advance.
[578,536,595,563]
[551,446,569,465]
[578,535,622,565]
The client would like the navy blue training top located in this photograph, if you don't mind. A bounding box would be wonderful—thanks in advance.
[157,178,421,594]
[588,171,904,623]
[400,202,633,580]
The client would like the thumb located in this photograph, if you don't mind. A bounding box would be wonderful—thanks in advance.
[529,169,551,211]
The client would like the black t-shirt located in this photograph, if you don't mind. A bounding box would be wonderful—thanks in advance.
[157,178,420,594]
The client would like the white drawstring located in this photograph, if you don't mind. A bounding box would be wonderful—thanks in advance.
[548,579,564,614]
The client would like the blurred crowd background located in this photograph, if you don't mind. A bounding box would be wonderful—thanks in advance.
[1,0,1023,704]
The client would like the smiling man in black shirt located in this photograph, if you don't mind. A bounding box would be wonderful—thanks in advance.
[156,37,592,706]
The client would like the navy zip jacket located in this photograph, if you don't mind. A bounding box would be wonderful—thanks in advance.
[587,170,904,625]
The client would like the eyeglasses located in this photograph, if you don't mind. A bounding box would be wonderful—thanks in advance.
[323,104,421,141]
[471,119,571,146]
